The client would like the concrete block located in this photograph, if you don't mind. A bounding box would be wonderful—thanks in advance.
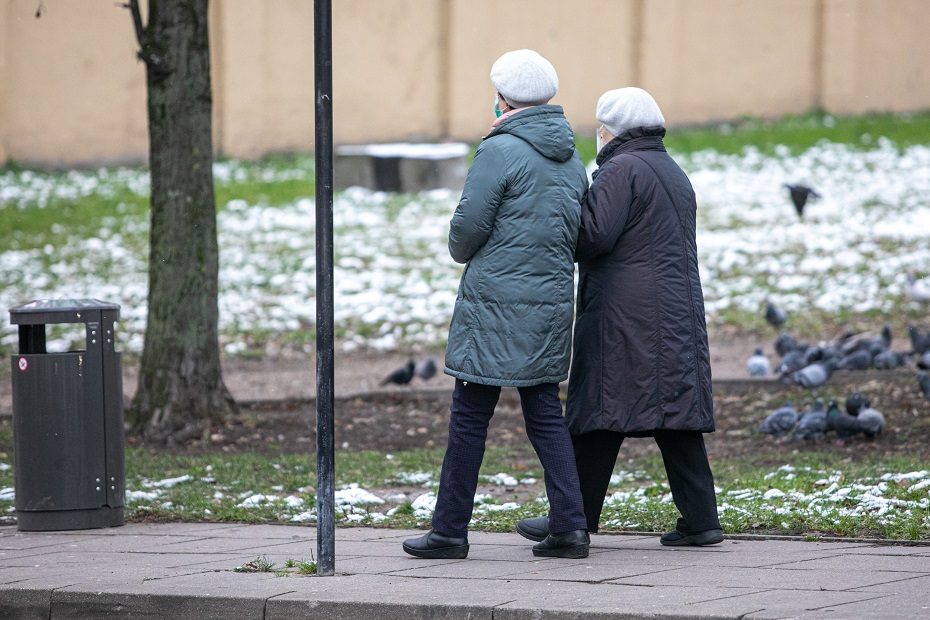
[50,590,267,620]
[0,587,49,620]
[335,143,468,193]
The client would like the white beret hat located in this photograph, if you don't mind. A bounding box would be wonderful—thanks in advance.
[490,49,558,107]
[596,87,665,137]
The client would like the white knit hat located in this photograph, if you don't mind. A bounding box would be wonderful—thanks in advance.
[490,49,558,107]
[596,87,665,136]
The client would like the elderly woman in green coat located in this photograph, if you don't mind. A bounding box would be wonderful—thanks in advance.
[403,49,590,560]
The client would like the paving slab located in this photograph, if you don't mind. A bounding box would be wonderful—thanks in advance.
[801,592,930,619]
[685,588,887,618]
[850,573,930,594]
[609,563,923,591]
[1,524,929,619]
[769,552,930,573]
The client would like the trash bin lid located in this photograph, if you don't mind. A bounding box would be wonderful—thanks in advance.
[9,299,121,325]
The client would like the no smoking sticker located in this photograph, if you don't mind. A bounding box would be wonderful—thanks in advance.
[18,358,28,372]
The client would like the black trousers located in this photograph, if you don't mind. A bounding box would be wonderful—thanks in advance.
[572,430,721,534]
[431,380,587,538]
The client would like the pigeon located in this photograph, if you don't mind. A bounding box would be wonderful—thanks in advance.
[380,360,416,386]
[765,301,787,329]
[785,183,821,219]
[746,348,770,377]
[845,392,868,417]
[825,399,863,439]
[793,399,828,440]
[415,357,438,381]
[791,359,837,389]
[774,331,802,357]
[802,345,826,366]
[840,326,891,357]
[918,372,930,402]
[759,403,798,436]
[908,326,930,355]
[857,406,886,439]
[776,349,806,376]
[906,273,930,304]
[872,350,906,370]
[837,349,872,371]
[881,324,893,349]
[917,351,930,371]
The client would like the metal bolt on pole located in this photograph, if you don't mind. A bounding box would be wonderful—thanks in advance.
[314,0,335,577]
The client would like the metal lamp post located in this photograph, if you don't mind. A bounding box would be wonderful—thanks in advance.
[314,0,335,577]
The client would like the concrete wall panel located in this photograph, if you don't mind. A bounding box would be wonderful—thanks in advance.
[2,0,930,165]
[640,0,819,124]
[2,0,147,165]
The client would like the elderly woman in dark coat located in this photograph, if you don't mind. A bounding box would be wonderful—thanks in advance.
[517,87,722,547]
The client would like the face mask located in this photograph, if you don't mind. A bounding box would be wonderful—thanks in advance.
[494,96,503,119]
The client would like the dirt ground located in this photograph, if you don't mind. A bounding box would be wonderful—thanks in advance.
[0,334,768,415]
[2,335,929,465]
[124,370,930,467]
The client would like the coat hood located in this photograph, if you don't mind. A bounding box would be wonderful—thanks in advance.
[487,104,577,163]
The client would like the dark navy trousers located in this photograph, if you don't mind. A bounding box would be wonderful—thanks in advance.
[571,430,721,534]
[431,379,587,538]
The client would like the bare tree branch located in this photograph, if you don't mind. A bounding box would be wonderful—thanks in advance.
[121,0,170,77]
[125,0,145,51]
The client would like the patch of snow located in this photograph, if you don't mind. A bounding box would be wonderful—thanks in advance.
[145,475,193,489]
[396,472,433,485]
[126,490,162,501]
[486,473,518,486]
[334,483,384,506]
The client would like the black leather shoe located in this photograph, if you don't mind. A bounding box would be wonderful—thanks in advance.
[660,528,724,547]
[532,529,589,558]
[402,530,469,559]
[516,516,549,542]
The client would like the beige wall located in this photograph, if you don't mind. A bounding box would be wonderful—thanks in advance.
[822,0,930,114]
[1,0,929,166]
[0,0,148,165]
[445,0,640,139]
[640,0,821,122]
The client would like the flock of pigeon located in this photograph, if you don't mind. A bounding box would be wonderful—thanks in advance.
[746,299,930,404]
[380,357,438,386]
[759,393,885,442]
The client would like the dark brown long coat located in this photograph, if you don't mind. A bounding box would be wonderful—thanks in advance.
[566,126,714,435]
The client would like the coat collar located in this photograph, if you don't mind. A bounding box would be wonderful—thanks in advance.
[596,125,667,166]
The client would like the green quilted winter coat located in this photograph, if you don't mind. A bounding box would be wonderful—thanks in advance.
[443,104,588,387]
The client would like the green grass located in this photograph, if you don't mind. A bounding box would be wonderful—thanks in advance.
[0,154,315,254]
[1,420,925,540]
[573,110,930,163]
[5,110,928,253]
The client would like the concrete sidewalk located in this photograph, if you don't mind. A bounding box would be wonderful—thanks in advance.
[1,523,929,619]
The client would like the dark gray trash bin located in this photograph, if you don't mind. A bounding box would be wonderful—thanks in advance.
[9,299,125,531]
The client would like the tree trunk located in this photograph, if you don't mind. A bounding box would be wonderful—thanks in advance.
[129,0,236,442]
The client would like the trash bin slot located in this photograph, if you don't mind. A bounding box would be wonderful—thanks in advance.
[21,322,94,354]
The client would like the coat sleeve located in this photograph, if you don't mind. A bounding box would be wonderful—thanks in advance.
[448,141,507,264]
[575,161,633,262]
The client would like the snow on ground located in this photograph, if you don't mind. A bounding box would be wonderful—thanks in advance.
[2,140,929,354]
[104,465,930,530]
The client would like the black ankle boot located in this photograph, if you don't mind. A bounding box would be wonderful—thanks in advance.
[532,529,589,558]
[659,528,724,547]
[402,530,469,559]
[516,516,549,542]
